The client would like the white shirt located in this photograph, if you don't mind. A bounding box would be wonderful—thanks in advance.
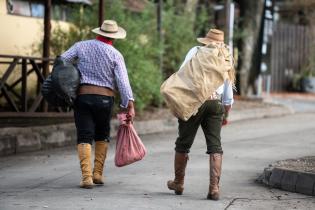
[179,46,234,105]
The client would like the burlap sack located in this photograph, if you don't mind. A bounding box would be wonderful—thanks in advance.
[160,44,233,121]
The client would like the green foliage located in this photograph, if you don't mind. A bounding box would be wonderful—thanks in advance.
[303,40,315,77]
[162,0,196,77]
[105,2,162,110]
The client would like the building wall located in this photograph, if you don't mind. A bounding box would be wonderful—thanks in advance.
[0,1,70,57]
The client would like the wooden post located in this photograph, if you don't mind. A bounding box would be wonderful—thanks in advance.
[21,58,27,112]
[43,0,51,77]
[99,0,104,27]
[225,0,231,42]
[157,0,164,77]
[42,0,51,111]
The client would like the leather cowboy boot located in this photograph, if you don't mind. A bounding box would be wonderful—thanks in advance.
[207,153,222,200]
[167,152,189,195]
[93,141,108,184]
[77,143,93,189]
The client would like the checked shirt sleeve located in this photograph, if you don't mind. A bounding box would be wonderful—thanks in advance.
[61,43,78,63]
[113,54,134,108]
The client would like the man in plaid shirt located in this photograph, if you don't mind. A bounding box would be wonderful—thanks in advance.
[61,20,135,189]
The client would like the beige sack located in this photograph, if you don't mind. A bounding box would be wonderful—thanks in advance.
[160,44,233,121]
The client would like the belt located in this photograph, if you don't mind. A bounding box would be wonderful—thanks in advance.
[78,85,115,96]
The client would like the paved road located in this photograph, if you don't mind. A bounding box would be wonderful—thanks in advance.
[1,113,315,210]
[266,95,315,113]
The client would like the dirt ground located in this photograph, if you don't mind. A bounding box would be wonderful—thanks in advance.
[271,156,315,173]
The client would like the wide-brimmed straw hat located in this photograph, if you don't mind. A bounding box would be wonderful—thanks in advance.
[197,29,224,45]
[92,20,126,39]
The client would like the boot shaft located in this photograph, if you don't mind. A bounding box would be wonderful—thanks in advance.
[77,143,92,175]
[210,153,222,182]
[174,152,189,184]
[208,153,222,200]
[93,141,108,175]
[167,152,189,195]
[77,143,93,188]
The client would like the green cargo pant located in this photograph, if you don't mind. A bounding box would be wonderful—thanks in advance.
[175,100,224,154]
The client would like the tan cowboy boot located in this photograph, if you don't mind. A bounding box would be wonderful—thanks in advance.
[93,141,108,184]
[167,152,189,195]
[207,153,222,200]
[77,143,93,189]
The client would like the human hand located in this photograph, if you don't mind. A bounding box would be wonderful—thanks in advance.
[126,101,135,123]
[224,105,231,113]
[222,107,229,126]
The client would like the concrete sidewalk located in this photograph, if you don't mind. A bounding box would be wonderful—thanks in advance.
[263,93,315,113]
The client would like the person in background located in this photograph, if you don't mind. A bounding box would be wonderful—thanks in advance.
[167,29,235,200]
[61,20,135,189]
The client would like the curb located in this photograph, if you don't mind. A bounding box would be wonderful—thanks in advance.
[229,104,294,122]
[260,167,315,196]
[0,104,293,156]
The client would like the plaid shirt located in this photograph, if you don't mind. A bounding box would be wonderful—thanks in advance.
[61,39,134,108]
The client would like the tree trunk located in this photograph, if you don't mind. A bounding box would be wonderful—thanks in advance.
[237,0,264,95]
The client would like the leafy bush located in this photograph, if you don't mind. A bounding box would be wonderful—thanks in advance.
[162,1,196,77]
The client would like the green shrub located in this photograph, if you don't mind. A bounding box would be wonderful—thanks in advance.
[162,1,196,77]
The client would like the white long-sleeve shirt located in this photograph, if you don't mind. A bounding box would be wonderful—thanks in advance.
[179,46,234,106]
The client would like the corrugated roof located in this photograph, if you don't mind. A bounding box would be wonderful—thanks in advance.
[64,0,92,5]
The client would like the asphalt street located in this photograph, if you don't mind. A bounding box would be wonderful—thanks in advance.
[1,113,315,210]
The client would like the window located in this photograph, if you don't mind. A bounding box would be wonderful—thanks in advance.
[7,0,31,16]
[52,5,68,21]
[30,2,44,18]
[6,0,77,21]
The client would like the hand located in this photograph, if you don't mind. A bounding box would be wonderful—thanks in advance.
[222,118,228,126]
[222,105,230,126]
[126,101,135,123]
[224,105,231,113]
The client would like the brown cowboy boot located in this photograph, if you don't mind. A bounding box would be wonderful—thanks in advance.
[93,141,108,184]
[77,143,93,189]
[207,153,222,200]
[167,152,189,195]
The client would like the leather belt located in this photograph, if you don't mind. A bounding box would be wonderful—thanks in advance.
[78,85,115,96]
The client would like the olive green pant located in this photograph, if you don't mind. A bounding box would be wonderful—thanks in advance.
[175,100,224,154]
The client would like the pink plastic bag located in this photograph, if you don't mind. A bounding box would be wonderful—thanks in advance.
[115,113,147,167]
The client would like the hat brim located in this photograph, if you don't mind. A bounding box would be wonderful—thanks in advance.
[92,26,126,39]
[197,37,223,45]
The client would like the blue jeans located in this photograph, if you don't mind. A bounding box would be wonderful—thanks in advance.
[74,94,114,144]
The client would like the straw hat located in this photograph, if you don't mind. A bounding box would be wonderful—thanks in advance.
[92,20,126,39]
[197,29,224,45]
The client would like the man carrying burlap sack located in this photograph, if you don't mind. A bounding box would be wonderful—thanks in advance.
[161,29,235,200]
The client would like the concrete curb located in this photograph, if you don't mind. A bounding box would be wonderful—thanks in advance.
[0,104,293,156]
[261,167,315,196]
[229,104,294,122]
